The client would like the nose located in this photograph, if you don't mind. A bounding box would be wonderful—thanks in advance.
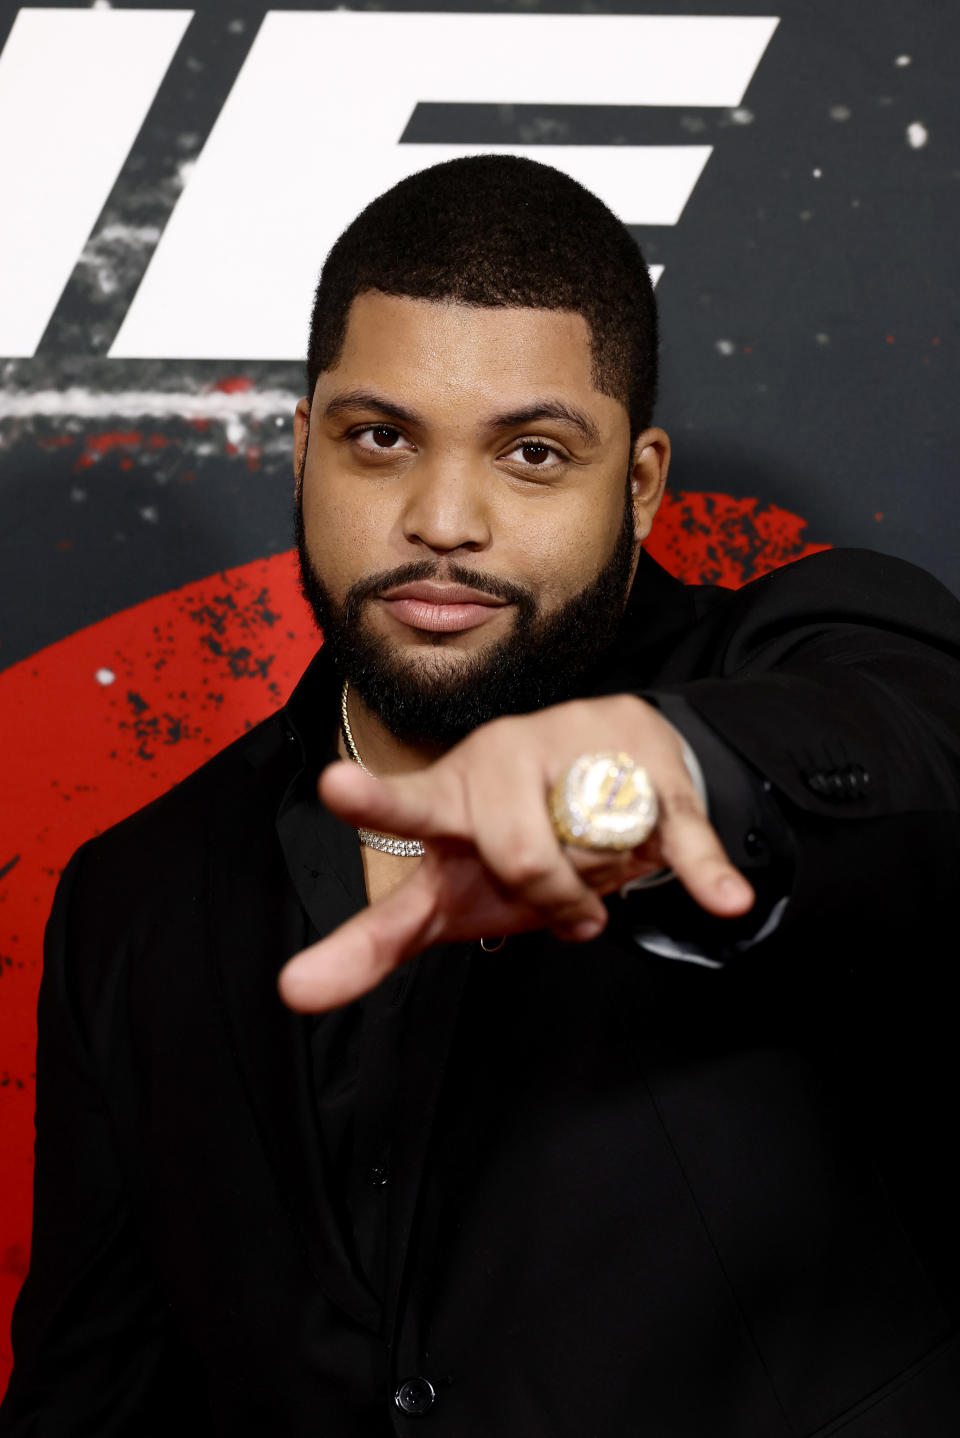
[400,459,492,555]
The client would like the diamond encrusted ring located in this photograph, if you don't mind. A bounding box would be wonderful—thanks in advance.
[549,752,658,851]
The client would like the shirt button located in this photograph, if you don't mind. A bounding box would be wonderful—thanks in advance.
[366,1164,389,1188]
[394,1376,436,1416]
[743,829,767,859]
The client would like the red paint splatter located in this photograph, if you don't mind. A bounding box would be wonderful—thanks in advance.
[0,494,829,1389]
[85,430,144,453]
[213,375,253,393]
[645,490,829,587]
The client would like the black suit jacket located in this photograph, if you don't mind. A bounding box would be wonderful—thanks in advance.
[4,550,960,1437]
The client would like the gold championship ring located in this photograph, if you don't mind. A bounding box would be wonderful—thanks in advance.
[549,751,658,851]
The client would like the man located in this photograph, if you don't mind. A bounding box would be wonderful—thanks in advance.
[3,156,960,1435]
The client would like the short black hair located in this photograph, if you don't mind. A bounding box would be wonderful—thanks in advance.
[306,155,658,437]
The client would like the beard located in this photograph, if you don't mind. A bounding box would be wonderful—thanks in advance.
[295,483,636,747]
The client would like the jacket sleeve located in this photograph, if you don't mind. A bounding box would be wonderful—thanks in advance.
[0,847,208,1437]
[618,549,960,960]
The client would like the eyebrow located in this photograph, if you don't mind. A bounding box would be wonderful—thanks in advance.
[484,401,602,448]
[321,388,423,427]
[321,389,602,447]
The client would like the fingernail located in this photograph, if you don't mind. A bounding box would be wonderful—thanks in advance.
[718,875,751,903]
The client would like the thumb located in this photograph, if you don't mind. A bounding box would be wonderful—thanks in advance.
[277,863,438,1012]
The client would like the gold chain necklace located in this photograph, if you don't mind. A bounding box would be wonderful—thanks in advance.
[339,681,425,857]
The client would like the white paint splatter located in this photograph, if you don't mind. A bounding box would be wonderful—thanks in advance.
[139,506,159,524]
[799,210,813,221]
[176,159,197,190]
[95,668,116,685]
[0,387,300,422]
[97,223,162,248]
[714,339,736,356]
[228,18,246,34]
[907,121,929,149]
[829,104,852,122]
[730,107,754,125]
[815,333,831,346]
[895,54,912,67]
[91,1,112,10]
[812,168,823,179]
[70,486,87,502]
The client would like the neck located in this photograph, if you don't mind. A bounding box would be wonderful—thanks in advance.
[339,683,447,778]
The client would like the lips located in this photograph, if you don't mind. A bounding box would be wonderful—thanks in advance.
[378,580,509,634]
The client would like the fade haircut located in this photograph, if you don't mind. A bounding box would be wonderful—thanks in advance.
[306,155,659,438]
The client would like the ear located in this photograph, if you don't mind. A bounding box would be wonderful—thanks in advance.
[293,396,312,496]
[629,427,670,545]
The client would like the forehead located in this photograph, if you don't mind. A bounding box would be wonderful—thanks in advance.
[319,290,607,415]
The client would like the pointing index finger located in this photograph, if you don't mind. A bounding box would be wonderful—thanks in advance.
[319,759,472,843]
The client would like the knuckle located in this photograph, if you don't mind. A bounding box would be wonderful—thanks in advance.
[504,845,556,890]
[659,788,704,821]
[466,711,521,752]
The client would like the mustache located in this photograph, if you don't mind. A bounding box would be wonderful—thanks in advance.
[343,560,536,621]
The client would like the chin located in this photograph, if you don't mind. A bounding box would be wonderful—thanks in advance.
[391,637,493,674]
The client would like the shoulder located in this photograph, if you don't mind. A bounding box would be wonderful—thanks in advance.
[59,709,298,930]
[689,548,960,662]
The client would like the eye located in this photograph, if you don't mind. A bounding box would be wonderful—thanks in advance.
[503,439,565,470]
[353,424,413,452]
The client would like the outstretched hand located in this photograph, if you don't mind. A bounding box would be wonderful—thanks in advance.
[278,695,754,1012]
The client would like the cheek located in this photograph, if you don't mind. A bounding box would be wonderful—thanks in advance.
[502,490,625,600]
[301,473,390,586]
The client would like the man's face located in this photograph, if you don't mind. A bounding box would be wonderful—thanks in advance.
[294,291,668,744]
